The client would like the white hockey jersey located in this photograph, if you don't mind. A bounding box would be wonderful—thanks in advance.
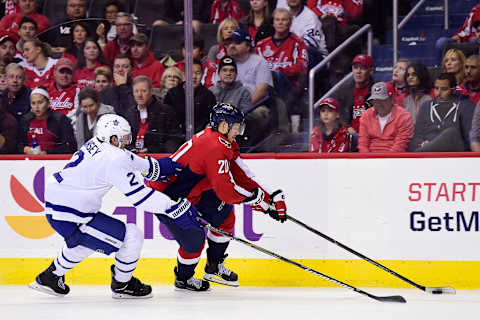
[45,137,176,223]
[291,5,328,57]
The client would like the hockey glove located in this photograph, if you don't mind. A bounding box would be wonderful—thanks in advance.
[165,198,202,230]
[144,156,183,182]
[243,188,270,212]
[269,189,287,222]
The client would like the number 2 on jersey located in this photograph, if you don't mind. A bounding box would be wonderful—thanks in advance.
[218,159,229,174]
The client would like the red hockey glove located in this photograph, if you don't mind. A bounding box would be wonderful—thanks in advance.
[243,188,270,212]
[268,189,287,222]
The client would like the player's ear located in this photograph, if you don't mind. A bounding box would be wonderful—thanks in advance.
[110,135,119,146]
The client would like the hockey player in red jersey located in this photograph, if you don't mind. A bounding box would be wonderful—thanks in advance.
[147,103,287,291]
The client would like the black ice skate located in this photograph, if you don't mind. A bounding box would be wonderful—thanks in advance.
[28,262,70,296]
[110,265,153,299]
[174,267,210,291]
[203,254,239,287]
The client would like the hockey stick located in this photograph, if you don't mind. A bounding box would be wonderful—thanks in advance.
[199,219,406,303]
[286,215,456,295]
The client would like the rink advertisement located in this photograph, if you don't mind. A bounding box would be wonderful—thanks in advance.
[0,154,479,287]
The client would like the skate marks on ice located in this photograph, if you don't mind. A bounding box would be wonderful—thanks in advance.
[1,286,479,320]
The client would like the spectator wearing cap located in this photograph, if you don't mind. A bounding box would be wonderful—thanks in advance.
[20,39,57,88]
[310,96,353,153]
[164,59,217,136]
[333,53,375,134]
[386,59,409,107]
[210,56,252,113]
[2,63,31,123]
[0,32,21,67]
[18,85,77,154]
[46,57,80,125]
[358,82,413,153]
[287,0,328,69]
[255,7,308,133]
[210,0,246,24]
[458,55,480,104]
[103,12,135,65]
[0,0,50,37]
[130,33,165,89]
[175,37,217,89]
[15,16,37,61]
[409,73,475,152]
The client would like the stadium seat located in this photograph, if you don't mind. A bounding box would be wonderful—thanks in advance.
[88,0,130,18]
[133,0,170,31]
[198,23,219,55]
[149,24,185,61]
[443,42,480,59]
[42,0,68,26]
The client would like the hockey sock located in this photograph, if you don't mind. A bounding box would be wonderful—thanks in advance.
[114,224,143,283]
[206,238,230,264]
[176,260,198,280]
[53,245,94,276]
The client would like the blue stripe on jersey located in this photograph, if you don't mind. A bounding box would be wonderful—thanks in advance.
[125,185,145,196]
[133,188,155,207]
[46,202,96,218]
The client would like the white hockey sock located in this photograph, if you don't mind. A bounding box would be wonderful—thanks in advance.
[114,224,144,283]
[53,245,94,276]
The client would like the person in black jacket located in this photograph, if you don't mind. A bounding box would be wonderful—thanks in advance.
[3,63,31,122]
[164,60,217,137]
[18,86,77,154]
[0,102,17,154]
[131,76,182,153]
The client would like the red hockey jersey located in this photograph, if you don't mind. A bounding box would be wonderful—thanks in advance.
[47,82,79,117]
[148,128,262,206]
[310,125,352,152]
[255,33,308,80]
[21,57,57,89]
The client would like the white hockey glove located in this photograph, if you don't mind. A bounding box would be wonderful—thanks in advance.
[243,188,270,212]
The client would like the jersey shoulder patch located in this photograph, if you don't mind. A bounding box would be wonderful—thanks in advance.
[218,136,232,149]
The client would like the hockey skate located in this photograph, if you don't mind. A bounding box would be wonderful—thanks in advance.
[203,254,239,287]
[28,262,70,296]
[174,267,210,291]
[110,265,153,299]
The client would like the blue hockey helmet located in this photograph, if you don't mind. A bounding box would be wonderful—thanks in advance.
[209,102,245,135]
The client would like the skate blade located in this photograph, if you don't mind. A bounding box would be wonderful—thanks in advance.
[203,273,239,287]
[28,281,67,297]
[112,292,153,299]
[174,286,211,292]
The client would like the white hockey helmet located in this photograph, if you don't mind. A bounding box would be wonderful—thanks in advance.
[95,114,132,146]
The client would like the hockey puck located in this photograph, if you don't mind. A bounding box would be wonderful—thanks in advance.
[431,290,443,294]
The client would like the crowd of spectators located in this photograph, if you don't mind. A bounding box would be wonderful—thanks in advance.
[0,0,480,155]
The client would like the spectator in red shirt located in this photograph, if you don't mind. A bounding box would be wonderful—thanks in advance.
[310,96,353,153]
[358,82,413,153]
[210,0,246,24]
[74,38,110,89]
[255,8,308,133]
[20,39,57,88]
[18,86,77,154]
[15,16,36,62]
[239,0,274,45]
[333,53,374,134]
[47,58,79,124]
[130,33,165,89]
[458,55,480,104]
[387,59,409,107]
[0,0,50,37]
[103,12,135,65]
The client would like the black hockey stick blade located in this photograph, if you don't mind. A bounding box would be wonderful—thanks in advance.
[424,286,456,295]
[198,218,406,303]
[286,215,456,295]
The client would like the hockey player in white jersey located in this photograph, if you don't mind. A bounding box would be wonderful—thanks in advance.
[28,114,202,298]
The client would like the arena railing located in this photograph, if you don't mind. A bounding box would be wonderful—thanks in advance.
[308,24,373,147]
